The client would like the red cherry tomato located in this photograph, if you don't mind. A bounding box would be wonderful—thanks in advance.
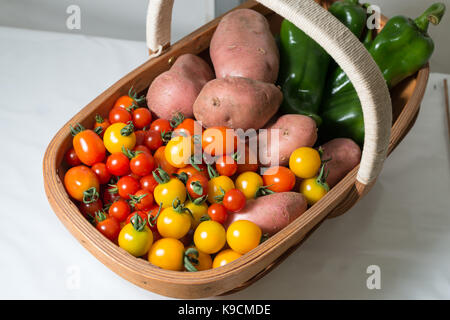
[132,108,152,129]
[130,152,155,177]
[72,129,106,166]
[96,215,120,241]
[109,107,132,124]
[147,205,161,232]
[108,199,131,222]
[186,174,209,199]
[144,130,163,151]
[222,189,246,213]
[262,166,296,193]
[102,186,121,205]
[140,175,158,193]
[106,153,130,177]
[207,203,228,224]
[131,189,154,211]
[115,176,140,200]
[134,130,147,146]
[134,145,151,155]
[150,119,172,135]
[125,211,149,226]
[64,148,81,167]
[78,198,103,219]
[91,162,111,185]
[215,155,237,177]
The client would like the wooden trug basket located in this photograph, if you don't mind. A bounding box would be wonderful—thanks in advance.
[43,0,429,298]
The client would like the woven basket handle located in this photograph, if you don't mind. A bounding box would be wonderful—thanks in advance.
[146,0,392,186]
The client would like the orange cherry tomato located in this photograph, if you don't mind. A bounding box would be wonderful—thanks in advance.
[153,146,177,176]
[177,164,208,179]
[64,165,100,202]
[202,127,237,156]
[173,118,202,137]
[93,114,110,137]
[72,129,106,166]
[262,166,296,193]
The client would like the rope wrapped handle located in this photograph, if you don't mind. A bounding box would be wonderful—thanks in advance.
[146,0,392,186]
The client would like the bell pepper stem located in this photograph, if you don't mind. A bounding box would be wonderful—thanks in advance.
[414,3,446,32]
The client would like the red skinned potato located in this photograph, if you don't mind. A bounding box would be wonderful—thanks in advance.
[320,138,362,188]
[259,114,318,167]
[210,9,279,83]
[224,192,307,236]
[146,54,214,120]
[193,76,282,130]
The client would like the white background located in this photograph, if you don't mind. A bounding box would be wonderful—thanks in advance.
[0,0,449,300]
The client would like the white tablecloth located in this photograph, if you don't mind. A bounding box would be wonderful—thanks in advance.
[0,26,449,299]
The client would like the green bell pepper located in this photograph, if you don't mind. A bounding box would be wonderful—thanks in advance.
[277,0,367,125]
[320,3,446,146]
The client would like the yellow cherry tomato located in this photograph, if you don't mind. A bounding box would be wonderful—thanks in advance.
[289,147,321,179]
[156,205,192,239]
[118,217,153,257]
[212,249,242,268]
[164,135,194,169]
[207,175,235,204]
[154,178,186,208]
[235,171,263,200]
[148,238,185,271]
[226,220,262,254]
[184,246,212,271]
[194,220,226,254]
[185,200,208,228]
[299,174,329,206]
[103,122,136,154]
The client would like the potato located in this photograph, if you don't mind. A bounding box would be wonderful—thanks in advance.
[146,54,214,120]
[320,138,362,187]
[193,76,282,130]
[224,192,307,236]
[258,114,318,167]
[210,9,279,83]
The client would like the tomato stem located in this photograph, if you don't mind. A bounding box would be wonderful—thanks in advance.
[83,187,99,204]
[120,121,135,136]
[152,167,171,184]
[69,123,85,136]
[170,112,185,128]
[184,248,199,272]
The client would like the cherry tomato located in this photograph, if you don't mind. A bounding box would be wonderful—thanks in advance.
[185,246,212,271]
[226,220,262,254]
[173,118,199,137]
[165,136,194,169]
[94,114,110,137]
[156,205,192,239]
[215,155,237,177]
[147,205,161,232]
[148,238,185,271]
[132,108,152,129]
[114,176,140,200]
[299,165,329,205]
[103,122,136,154]
[185,200,208,228]
[235,171,263,200]
[108,199,131,222]
[109,107,132,124]
[91,162,111,185]
[64,165,100,202]
[72,128,106,166]
[125,210,148,226]
[134,145,151,156]
[222,189,246,212]
[207,175,235,204]
[193,220,226,254]
[186,174,209,200]
[118,214,153,257]
[140,174,158,193]
[262,166,296,193]
[150,119,172,135]
[177,164,208,179]
[64,148,81,167]
[78,198,103,219]
[144,129,163,151]
[106,152,130,176]
[130,152,155,177]
[134,130,147,146]
[212,249,242,268]
[207,203,228,224]
[202,126,237,156]
[102,185,121,205]
[96,213,121,242]
[130,189,154,211]
[153,146,177,176]
[153,176,186,208]
[289,147,321,179]
[113,89,145,110]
